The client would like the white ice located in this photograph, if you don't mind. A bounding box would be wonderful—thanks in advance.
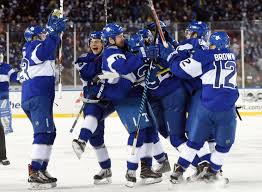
[1,116,262,192]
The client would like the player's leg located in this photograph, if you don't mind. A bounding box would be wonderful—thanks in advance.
[186,89,212,179]
[22,96,57,189]
[115,97,158,187]
[139,127,162,184]
[72,104,102,159]
[89,121,112,185]
[170,103,211,184]
[145,101,170,173]
[161,87,187,150]
[203,108,236,182]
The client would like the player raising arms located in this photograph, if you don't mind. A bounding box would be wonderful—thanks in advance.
[72,31,115,185]
[19,11,66,189]
[159,31,238,184]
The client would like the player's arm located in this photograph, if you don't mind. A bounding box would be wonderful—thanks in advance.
[75,53,101,81]
[88,78,133,101]
[159,43,203,79]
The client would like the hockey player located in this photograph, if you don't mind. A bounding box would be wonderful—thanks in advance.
[159,31,238,183]
[140,23,188,172]
[99,23,162,187]
[127,33,170,176]
[72,31,115,184]
[20,12,66,189]
[177,21,215,176]
[0,53,19,165]
[156,21,214,179]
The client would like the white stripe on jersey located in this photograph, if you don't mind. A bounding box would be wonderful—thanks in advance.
[176,43,193,51]
[201,68,237,88]
[27,60,55,79]
[31,43,43,64]
[179,58,202,78]
[0,75,9,82]
[106,53,126,73]
[8,69,15,77]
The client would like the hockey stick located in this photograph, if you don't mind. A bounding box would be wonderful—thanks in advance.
[69,97,100,133]
[148,0,168,48]
[104,0,108,24]
[131,0,163,155]
[58,0,64,99]
[70,103,85,133]
[131,60,154,155]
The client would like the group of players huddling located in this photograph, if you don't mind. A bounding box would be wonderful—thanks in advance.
[18,8,239,190]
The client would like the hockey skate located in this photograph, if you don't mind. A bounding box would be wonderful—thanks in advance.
[154,156,171,174]
[94,168,112,185]
[140,160,162,185]
[28,164,57,190]
[186,161,210,182]
[202,166,229,184]
[125,170,136,188]
[72,139,86,159]
[41,170,57,183]
[0,158,10,166]
[170,163,184,184]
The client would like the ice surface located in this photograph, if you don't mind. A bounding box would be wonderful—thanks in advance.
[1,116,262,191]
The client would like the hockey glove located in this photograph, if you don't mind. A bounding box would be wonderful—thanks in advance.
[46,17,67,37]
[139,45,159,60]
[88,81,105,99]
[159,42,178,62]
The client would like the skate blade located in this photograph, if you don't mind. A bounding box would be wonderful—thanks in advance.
[72,142,83,159]
[125,181,135,188]
[28,182,57,190]
[94,177,112,185]
[141,177,162,185]
[170,177,184,184]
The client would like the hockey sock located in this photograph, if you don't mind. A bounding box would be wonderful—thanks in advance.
[152,140,166,163]
[93,144,111,169]
[178,141,203,170]
[140,142,153,167]
[79,115,98,142]
[79,128,92,143]
[210,145,231,172]
[31,160,43,171]
[41,161,48,171]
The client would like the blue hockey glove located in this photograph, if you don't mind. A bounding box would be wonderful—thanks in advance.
[139,45,159,60]
[88,81,105,99]
[159,42,177,62]
[46,17,67,37]
[47,9,62,26]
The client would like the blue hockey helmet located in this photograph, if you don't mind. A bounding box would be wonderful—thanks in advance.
[185,21,209,40]
[209,31,230,49]
[90,31,102,40]
[24,25,44,42]
[128,33,145,52]
[102,23,124,43]
[209,31,230,50]
[137,29,154,44]
[147,21,167,31]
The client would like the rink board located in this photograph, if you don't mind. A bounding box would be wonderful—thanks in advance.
[9,89,262,118]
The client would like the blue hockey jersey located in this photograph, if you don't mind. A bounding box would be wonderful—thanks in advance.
[176,38,208,95]
[0,62,18,99]
[100,45,145,101]
[20,35,60,102]
[169,48,239,111]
